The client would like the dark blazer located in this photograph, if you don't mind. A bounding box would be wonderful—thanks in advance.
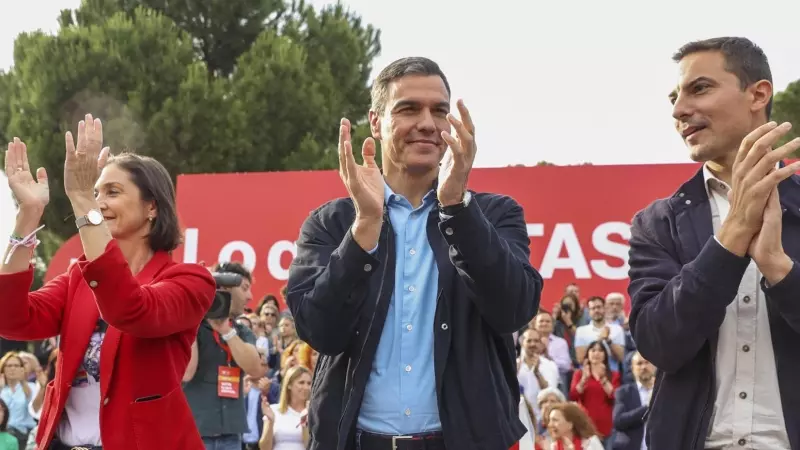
[0,241,215,450]
[628,166,800,450]
[611,383,647,450]
[288,190,543,450]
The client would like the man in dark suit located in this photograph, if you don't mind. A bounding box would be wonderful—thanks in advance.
[611,352,655,450]
[628,37,800,449]
[287,57,543,450]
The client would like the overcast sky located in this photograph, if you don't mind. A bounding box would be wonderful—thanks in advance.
[2,0,799,168]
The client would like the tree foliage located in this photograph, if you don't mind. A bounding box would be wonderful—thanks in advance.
[2,0,381,238]
[773,79,800,153]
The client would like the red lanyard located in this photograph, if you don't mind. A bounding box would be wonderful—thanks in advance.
[212,328,233,365]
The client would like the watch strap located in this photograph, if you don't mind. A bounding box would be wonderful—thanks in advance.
[439,191,472,216]
[75,215,91,229]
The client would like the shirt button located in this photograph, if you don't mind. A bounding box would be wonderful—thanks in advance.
[408,285,416,292]
[742,345,750,352]
[409,249,416,255]
[404,408,411,416]
[739,392,747,399]
[738,438,746,446]
[364,264,372,272]
[406,324,413,331]
[441,323,448,330]
[743,296,751,303]
[89,280,98,288]
[445,228,454,236]
[405,365,412,372]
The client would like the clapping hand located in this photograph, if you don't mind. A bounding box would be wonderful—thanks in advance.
[5,138,49,213]
[437,99,476,206]
[339,118,384,250]
[64,114,110,202]
[723,121,800,284]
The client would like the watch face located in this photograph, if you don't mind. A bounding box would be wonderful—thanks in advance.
[87,209,104,225]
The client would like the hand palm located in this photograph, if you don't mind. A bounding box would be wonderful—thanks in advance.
[352,165,383,215]
[5,138,49,209]
[9,170,49,207]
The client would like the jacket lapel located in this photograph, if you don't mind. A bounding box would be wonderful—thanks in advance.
[670,167,714,262]
[98,251,172,399]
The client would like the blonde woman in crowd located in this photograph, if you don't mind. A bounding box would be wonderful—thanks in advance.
[547,403,604,450]
[537,387,567,445]
[0,353,37,449]
[259,366,312,450]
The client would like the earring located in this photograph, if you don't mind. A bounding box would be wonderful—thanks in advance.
[148,216,154,222]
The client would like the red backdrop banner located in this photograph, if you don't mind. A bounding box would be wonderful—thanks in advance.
[45,163,701,312]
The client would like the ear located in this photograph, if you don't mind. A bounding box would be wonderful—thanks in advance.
[147,202,157,220]
[749,79,773,117]
[368,109,382,141]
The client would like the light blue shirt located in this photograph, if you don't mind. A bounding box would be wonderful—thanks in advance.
[0,382,37,433]
[357,182,441,434]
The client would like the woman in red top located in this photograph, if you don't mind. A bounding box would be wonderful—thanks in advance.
[0,115,215,449]
[569,340,620,443]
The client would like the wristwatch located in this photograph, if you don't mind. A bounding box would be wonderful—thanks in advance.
[439,191,472,216]
[75,209,104,229]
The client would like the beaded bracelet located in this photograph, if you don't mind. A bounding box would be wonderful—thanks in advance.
[5,225,45,264]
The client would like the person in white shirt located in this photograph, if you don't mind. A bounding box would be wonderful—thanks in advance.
[259,366,311,450]
[518,329,560,421]
[574,297,625,373]
[532,311,573,397]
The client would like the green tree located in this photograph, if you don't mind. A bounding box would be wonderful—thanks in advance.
[773,79,800,152]
[3,0,381,239]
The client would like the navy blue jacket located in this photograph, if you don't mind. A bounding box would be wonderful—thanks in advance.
[287,190,543,450]
[628,167,800,450]
[611,383,646,450]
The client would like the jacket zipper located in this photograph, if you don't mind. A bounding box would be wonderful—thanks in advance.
[691,352,716,449]
[337,212,393,442]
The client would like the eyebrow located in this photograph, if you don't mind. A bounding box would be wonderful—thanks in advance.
[669,76,717,102]
[95,182,123,190]
[392,100,450,111]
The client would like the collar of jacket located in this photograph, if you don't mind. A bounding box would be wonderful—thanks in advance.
[668,161,800,219]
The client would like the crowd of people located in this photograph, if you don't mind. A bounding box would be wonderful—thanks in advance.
[513,287,654,450]
[2,33,799,450]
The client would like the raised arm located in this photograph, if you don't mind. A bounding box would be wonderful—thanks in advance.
[78,242,215,338]
[627,209,747,374]
[439,195,543,334]
[287,207,380,355]
[0,138,67,339]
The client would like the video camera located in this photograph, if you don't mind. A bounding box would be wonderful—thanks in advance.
[205,271,244,320]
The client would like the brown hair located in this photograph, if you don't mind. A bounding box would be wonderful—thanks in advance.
[107,153,181,252]
[550,402,598,439]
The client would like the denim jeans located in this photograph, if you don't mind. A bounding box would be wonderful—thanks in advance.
[203,434,242,450]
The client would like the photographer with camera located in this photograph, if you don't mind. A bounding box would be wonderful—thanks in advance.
[183,262,266,450]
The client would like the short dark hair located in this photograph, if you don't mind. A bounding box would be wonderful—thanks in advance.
[370,57,451,114]
[587,296,605,307]
[107,153,182,252]
[214,261,252,283]
[672,37,773,118]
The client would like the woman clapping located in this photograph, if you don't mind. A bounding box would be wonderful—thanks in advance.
[0,115,215,450]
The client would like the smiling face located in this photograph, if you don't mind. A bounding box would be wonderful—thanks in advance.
[94,164,156,242]
[370,74,451,176]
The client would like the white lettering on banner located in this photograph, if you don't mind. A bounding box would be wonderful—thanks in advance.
[590,221,631,280]
[181,221,631,282]
[218,241,257,272]
[527,222,631,280]
[267,240,297,281]
[182,229,297,280]
[184,228,199,263]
